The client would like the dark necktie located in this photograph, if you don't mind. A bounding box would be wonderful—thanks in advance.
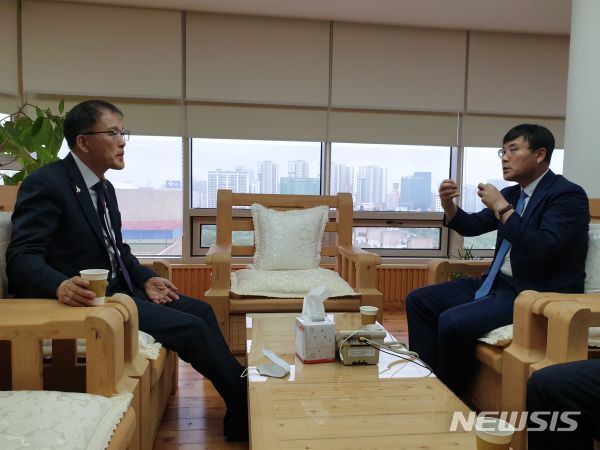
[93,181,134,293]
[474,190,528,300]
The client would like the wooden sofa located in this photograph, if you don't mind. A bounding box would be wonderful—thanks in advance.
[203,189,383,355]
[0,299,137,449]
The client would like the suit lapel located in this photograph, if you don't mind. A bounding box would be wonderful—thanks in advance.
[520,170,556,224]
[63,154,106,247]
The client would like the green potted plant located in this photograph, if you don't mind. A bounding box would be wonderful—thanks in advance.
[0,100,65,186]
[0,100,65,210]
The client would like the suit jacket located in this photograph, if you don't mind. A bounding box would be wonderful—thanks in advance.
[6,153,155,298]
[447,170,589,293]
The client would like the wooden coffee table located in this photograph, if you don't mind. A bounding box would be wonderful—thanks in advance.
[246,312,476,449]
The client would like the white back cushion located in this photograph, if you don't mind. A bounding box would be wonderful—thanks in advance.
[584,223,600,293]
[251,203,328,270]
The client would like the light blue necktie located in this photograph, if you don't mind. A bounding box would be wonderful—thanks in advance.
[474,190,527,300]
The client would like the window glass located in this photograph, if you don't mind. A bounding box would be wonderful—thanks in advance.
[200,225,253,248]
[462,147,564,249]
[331,143,451,212]
[0,112,17,184]
[60,136,184,256]
[353,226,441,250]
[191,138,322,208]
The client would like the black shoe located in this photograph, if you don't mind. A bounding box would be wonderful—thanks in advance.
[224,409,249,442]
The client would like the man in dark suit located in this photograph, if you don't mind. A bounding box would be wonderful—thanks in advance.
[527,359,600,450]
[6,100,248,441]
[406,124,589,395]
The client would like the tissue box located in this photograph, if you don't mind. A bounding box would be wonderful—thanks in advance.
[295,317,336,363]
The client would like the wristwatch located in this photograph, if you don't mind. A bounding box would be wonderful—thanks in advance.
[495,203,514,218]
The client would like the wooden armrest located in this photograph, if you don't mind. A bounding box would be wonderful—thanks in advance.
[337,245,381,296]
[205,244,232,291]
[0,301,135,396]
[338,244,381,264]
[106,294,148,376]
[427,258,490,284]
[151,259,172,280]
[206,244,232,265]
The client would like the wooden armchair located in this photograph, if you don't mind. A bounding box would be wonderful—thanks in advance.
[205,189,383,354]
[0,192,177,449]
[427,198,600,450]
[0,300,137,449]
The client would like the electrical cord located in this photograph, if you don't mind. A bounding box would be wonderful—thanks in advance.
[358,336,433,375]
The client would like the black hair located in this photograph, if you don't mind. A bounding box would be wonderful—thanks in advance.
[502,124,555,163]
[64,100,124,149]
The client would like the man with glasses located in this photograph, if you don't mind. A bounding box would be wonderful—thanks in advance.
[6,100,248,442]
[406,124,589,396]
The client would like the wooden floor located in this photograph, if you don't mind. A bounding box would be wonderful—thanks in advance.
[153,309,408,450]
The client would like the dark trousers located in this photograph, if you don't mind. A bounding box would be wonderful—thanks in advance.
[527,360,600,450]
[405,275,517,395]
[109,280,245,410]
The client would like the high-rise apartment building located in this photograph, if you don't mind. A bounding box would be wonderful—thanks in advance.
[287,160,310,178]
[356,165,385,207]
[400,171,432,211]
[331,162,354,195]
[257,160,278,194]
[207,169,250,207]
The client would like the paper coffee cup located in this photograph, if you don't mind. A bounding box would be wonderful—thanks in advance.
[474,417,514,450]
[80,269,109,305]
[360,305,379,325]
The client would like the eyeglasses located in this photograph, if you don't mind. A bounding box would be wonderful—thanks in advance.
[81,129,130,141]
[497,146,521,159]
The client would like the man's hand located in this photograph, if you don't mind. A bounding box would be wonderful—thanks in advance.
[439,179,460,220]
[56,277,97,307]
[477,183,509,211]
[144,277,179,304]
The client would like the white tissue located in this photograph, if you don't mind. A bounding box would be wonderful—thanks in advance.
[301,285,331,322]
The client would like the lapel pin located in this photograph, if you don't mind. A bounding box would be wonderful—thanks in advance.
[74,185,81,193]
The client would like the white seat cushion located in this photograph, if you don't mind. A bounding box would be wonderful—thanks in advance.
[478,324,600,348]
[42,331,162,360]
[231,268,358,298]
[0,390,132,450]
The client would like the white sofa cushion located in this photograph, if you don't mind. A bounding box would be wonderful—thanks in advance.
[42,331,162,360]
[584,223,600,293]
[478,324,600,348]
[251,203,328,270]
[0,390,132,450]
[231,267,358,298]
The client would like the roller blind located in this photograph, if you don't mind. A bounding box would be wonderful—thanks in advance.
[329,110,458,146]
[467,32,569,116]
[21,1,181,99]
[0,0,19,96]
[186,13,330,106]
[187,104,327,141]
[28,95,182,137]
[331,23,466,112]
[463,115,565,148]
[0,95,20,114]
